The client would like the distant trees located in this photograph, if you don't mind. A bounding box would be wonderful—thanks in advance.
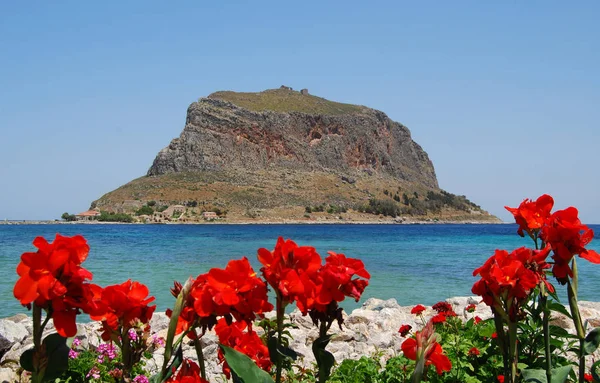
[61,212,76,221]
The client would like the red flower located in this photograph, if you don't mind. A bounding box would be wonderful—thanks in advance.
[165,359,208,383]
[401,320,451,375]
[411,304,426,315]
[214,318,271,378]
[541,207,600,283]
[13,234,94,337]
[432,301,453,314]
[258,237,321,313]
[473,316,482,325]
[497,375,505,383]
[472,247,551,320]
[398,324,412,337]
[90,280,156,341]
[468,347,480,357]
[311,252,370,311]
[465,304,477,313]
[432,311,456,324]
[505,194,554,237]
[202,257,273,322]
[584,373,593,382]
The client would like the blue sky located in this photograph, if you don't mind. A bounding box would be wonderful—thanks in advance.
[1,1,598,222]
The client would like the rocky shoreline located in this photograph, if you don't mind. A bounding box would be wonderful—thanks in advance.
[1,296,599,382]
[0,219,506,225]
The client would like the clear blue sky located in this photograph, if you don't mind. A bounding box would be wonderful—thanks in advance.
[1,1,598,222]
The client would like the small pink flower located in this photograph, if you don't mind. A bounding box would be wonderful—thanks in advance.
[133,375,149,383]
[68,349,79,359]
[72,338,81,347]
[87,367,101,379]
[128,328,138,341]
[151,334,166,348]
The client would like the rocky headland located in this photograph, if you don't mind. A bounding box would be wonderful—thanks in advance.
[90,88,500,224]
[1,297,599,382]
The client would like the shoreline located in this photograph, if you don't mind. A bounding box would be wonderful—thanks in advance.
[0,219,507,225]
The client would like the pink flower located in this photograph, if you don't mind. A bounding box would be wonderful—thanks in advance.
[87,367,101,379]
[68,349,79,359]
[133,376,149,383]
[72,338,81,347]
[128,328,138,341]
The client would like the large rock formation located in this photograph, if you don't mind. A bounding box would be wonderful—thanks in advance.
[148,94,438,189]
[92,88,499,222]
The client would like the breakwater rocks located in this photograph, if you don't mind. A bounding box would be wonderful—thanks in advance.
[1,297,600,382]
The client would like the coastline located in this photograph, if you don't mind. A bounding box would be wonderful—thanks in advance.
[0,219,507,225]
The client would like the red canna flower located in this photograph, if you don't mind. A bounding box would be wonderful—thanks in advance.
[257,237,321,313]
[311,252,370,310]
[401,320,451,375]
[411,304,426,315]
[399,324,412,337]
[505,194,554,237]
[214,318,271,378]
[541,207,600,284]
[165,359,208,383]
[13,234,94,337]
[90,280,156,342]
[472,247,552,320]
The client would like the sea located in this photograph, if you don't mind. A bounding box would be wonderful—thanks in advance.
[1,224,599,319]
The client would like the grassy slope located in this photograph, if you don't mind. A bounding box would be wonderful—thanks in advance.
[94,170,500,222]
[208,88,366,115]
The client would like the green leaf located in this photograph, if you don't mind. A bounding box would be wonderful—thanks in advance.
[550,365,572,383]
[163,344,183,381]
[19,348,34,372]
[547,302,571,318]
[521,367,573,383]
[521,368,547,383]
[584,327,600,355]
[220,344,274,383]
[312,335,335,383]
[266,335,297,364]
[41,333,70,380]
[591,360,600,382]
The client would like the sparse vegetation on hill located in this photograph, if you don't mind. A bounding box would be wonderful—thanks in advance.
[208,88,365,115]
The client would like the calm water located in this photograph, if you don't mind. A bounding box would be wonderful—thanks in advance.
[1,224,599,318]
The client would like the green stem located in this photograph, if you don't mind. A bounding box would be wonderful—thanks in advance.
[508,321,518,383]
[121,328,132,381]
[493,314,510,380]
[540,292,552,383]
[275,293,285,383]
[568,259,586,383]
[31,304,44,383]
[318,321,328,383]
[193,337,207,381]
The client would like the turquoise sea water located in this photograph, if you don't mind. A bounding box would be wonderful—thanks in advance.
[1,224,599,319]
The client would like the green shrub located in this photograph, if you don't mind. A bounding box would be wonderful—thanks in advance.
[135,205,154,216]
[97,212,133,223]
[329,356,381,383]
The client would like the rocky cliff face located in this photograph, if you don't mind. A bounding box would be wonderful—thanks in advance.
[147,95,438,189]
